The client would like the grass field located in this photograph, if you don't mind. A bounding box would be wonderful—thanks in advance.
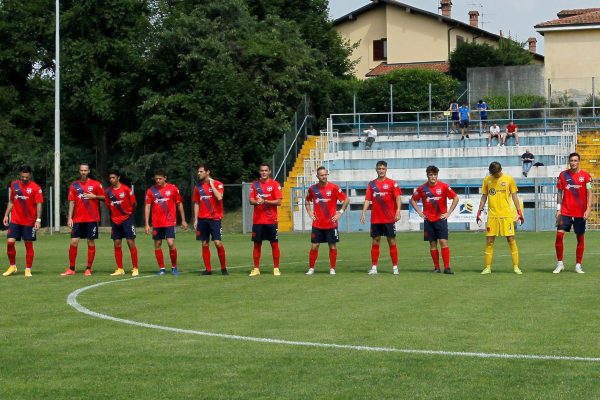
[2,230,600,399]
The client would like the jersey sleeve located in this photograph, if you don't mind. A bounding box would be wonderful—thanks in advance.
[446,184,457,199]
[393,182,402,197]
[145,189,154,204]
[95,182,105,197]
[9,184,15,202]
[68,184,76,201]
[365,183,373,201]
[274,183,282,200]
[411,186,423,201]
[173,186,183,204]
[305,187,314,202]
[335,185,347,202]
[192,186,200,204]
[481,178,489,195]
[509,176,518,194]
[128,188,136,206]
[215,181,225,195]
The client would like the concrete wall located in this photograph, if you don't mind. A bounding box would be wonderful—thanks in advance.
[467,65,545,103]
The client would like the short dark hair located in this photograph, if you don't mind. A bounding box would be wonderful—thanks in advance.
[259,163,271,170]
[489,161,502,175]
[568,152,580,161]
[197,163,211,172]
[316,166,327,174]
[154,169,167,177]
[426,165,439,175]
[376,160,387,168]
[79,163,90,169]
[20,165,32,174]
[108,169,120,177]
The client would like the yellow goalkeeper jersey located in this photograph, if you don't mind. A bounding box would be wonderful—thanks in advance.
[482,173,518,218]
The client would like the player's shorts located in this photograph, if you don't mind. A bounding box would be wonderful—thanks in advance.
[506,131,517,137]
[196,219,222,242]
[423,219,448,242]
[459,119,470,128]
[557,215,586,235]
[485,217,515,237]
[451,112,459,121]
[152,226,176,241]
[370,223,396,238]
[7,223,36,242]
[111,215,136,240]
[71,222,99,240]
[490,132,500,138]
[251,224,278,243]
[311,227,339,244]
[480,114,488,121]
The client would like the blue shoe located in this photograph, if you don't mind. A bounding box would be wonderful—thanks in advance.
[171,268,179,276]
[156,269,166,276]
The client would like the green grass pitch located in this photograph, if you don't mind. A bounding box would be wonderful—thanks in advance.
[2,230,600,399]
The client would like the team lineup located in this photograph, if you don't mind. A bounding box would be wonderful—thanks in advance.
[2,153,592,278]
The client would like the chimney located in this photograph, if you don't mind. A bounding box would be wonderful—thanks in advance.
[439,0,452,18]
[499,29,503,37]
[528,37,537,53]
[468,10,479,28]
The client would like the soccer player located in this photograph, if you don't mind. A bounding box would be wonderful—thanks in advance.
[61,163,105,276]
[304,167,349,276]
[360,160,402,275]
[193,163,227,276]
[409,165,459,274]
[248,164,283,276]
[476,162,524,275]
[2,166,43,278]
[104,170,139,277]
[145,169,188,275]
[553,152,593,274]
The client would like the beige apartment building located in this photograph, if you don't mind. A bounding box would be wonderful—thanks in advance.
[334,0,542,79]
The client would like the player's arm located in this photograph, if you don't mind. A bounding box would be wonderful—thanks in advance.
[264,197,282,206]
[360,199,370,224]
[144,203,151,234]
[177,201,188,230]
[304,195,315,221]
[584,182,593,219]
[511,192,524,224]
[395,193,402,222]
[444,196,459,219]
[67,200,75,228]
[333,197,350,222]
[35,202,42,230]
[193,202,199,229]
[249,187,262,205]
[409,197,424,219]
[476,194,487,224]
[209,178,223,201]
[3,199,14,226]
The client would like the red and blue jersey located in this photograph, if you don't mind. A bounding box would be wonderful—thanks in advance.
[557,169,592,218]
[306,182,347,229]
[104,184,136,224]
[412,181,457,222]
[9,180,43,226]
[145,183,182,227]
[365,177,402,224]
[68,179,104,223]
[193,180,224,220]
[249,178,282,225]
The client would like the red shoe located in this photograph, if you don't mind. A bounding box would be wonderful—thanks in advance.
[84,269,93,276]
[60,269,76,276]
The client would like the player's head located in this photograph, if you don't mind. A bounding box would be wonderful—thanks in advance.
[153,169,167,186]
[568,152,580,171]
[108,169,120,187]
[79,163,90,180]
[478,99,483,104]
[258,163,271,180]
[197,163,211,181]
[426,165,439,185]
[375,160,387,178]
[19,165,32,183]
[316,166,328,185]
[488,161,502,177]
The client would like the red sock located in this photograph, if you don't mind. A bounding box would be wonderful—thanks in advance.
[114,247,123,269]
[309,248,318,268]
[253,242,262,268]
[25,242,34,268]
[87,246,96,268]
[430,249,440,269]
[7,242,16,265]
[390,245,398,266]
[555,231,565,262]
[169,248,177,267]
[202,245,212,271]
[441,247,450,269]
[155,249,165,268]
[329,248,337,269]
[576,234,585,264]
[217,244,226,269]
[69,245,78,268]
[271,242,280,268]
[130,246,138,269]
[371,244,380,266]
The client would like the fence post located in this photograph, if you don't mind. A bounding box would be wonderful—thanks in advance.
[593,77,596,118]
[49,185,54,234]
[353,92,357,135]
[547,79,552,107]
[428,83,432,121]
[507,79,512,120]
[389,84,393,138]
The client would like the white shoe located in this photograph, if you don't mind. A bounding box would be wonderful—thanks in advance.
[329,268,336,275]
[305,268,314,275]
[392,268,399,275]
[368,268,378,275]
[575,264,585,274]
[553,263,565,274]
[501,144,505,147]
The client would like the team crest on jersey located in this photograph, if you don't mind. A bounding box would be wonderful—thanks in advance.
[579,177,585,182]
[119,192,125,198]
[383,184,389,189]
[326,191,332,197]
[267,186,273,192]
[501,182,506,187]
[26,188,32,194]
[165,190,171,196]
[88,186,93,191]
[436,189,442,195]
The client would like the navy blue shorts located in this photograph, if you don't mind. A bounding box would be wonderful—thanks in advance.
[459,119,470,128]
[311,227,339,244]
[71,222,99,240]
[557,215,586,235]
[196,219,222,242]
[251,224,278,243]
[423,219,449,242]
[451,112,459,121]
[152,226,176,241]
[111,215,136,240]
[7,223,36,241]
[370,223,396,238]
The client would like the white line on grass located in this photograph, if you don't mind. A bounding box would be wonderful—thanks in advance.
[67,278,600,363]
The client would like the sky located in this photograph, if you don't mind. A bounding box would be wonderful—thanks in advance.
[328,0,600,54]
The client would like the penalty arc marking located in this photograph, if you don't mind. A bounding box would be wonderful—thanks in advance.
[67,277,600,363]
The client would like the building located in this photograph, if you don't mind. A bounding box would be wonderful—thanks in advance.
[333,0,542,79]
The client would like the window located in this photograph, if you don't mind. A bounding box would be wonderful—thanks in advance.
[456,35,465,46]
[373,38,387,61]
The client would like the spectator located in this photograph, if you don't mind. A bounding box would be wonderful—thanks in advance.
[458,103,470,140]
[477,99,489,130]
[521,149,534,177]
[449,100,459,133]
[488,122,501,147]
[363,125,377,150]
[503,121,519,146]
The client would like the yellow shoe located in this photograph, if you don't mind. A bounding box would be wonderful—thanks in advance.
[273,267,281,276]
[480,267,492,275]
[24,269,32,278]
[514,267,523,275]
[249,268,260,277]
[110,268,125,276]
[3,265,17,277]
[131,268,139,277]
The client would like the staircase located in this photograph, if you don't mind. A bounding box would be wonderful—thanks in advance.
[576,130,600,227]
[278,136,320,231]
